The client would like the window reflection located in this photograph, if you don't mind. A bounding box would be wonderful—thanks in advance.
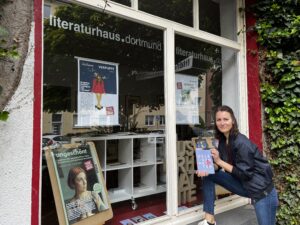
[139,0,193,27]
[175,34,237,211]
[43,2,166,224]
[199,0,237,40]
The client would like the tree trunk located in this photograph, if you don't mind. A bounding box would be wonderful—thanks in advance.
[0,0,33,111]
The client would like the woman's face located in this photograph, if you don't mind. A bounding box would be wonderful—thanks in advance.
[95,74,102,81]
[74,171,87,192]
[215,111,233,137]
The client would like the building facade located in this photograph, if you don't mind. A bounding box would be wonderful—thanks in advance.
[0,0,262,224]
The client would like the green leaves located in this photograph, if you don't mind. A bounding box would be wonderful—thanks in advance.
[0,111,9,121]
[252,0,300,224]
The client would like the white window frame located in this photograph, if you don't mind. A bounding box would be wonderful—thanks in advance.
[51,113,62,134]
[159,115,165,126]
[145,115,155,126]
[47,0,249,223]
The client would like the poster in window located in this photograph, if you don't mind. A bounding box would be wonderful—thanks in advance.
[45,142,113,225]
[76,57,119,127]
[175,73,199,124]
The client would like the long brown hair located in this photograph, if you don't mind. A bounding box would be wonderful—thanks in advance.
[214,105,239,139]
[67,167,86,189]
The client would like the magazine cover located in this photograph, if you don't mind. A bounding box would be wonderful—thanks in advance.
[195,149,215,174]
[46,142,112,225]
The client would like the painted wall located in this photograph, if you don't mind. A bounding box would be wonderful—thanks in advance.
[0,24,35,225]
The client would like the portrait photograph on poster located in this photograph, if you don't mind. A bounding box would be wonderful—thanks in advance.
[75,57,119,127]
[45,142,113,225]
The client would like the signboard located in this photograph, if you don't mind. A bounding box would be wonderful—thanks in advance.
[76,57,119,127]
[45,142,113,225]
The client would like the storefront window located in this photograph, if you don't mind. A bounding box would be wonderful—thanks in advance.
[41,0,244,223]
[199,0,237,40]
[175,34,239,211]
[42,1,166,224]
[139,0,193,27]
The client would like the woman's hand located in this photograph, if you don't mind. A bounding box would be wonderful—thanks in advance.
[195,170,209,177]
[211,148,221,165]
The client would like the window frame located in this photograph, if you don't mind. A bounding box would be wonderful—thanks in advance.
[42,0,249,222]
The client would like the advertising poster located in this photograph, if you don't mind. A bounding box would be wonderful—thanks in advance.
[175,74,199,124]
[76,57,119,127]
[46,143,112,225]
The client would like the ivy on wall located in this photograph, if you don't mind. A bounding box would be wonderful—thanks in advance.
[251,1,300,224]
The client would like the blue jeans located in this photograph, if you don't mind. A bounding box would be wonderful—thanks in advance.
[202,170,278,225]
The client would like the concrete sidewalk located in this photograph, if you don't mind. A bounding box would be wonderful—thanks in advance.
[189,204,258,225]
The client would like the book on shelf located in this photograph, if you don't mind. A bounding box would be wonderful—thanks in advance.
[143,213,157,220]
[131,216,146,223]
[133,159,147,163]
[120,219,136,225]
[107,161,126,166]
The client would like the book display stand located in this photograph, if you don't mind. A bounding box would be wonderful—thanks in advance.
[45,142,113,225]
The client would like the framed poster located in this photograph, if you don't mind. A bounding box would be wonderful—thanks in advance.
[45,142,113,225]
[75,56,119,127]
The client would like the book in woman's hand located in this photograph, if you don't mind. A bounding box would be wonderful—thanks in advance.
[195,148,215,174]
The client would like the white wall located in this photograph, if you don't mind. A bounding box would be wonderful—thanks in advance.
[0,24,34,225]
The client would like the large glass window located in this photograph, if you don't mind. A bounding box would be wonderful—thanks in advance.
[139,0,237,40]
[199,0,237,40]
[41,0,243,223]
[139,0,193,27]
[42,1,166,224]
[175,34,239,211]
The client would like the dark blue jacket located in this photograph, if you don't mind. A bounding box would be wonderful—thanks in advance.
[218,133,274,202]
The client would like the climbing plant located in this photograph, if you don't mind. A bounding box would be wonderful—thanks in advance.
[251,1,300,224]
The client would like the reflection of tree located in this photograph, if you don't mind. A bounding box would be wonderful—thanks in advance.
[209,66,222,111]
[43,3,164,113]
[199,0,221,35]
[43,86,71,113]
[139,0,193,26]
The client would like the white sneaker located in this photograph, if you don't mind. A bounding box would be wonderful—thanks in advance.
[198,219,216,225]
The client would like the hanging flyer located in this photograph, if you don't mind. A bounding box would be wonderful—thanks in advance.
[175,73,199,124]
[76,57,119,127]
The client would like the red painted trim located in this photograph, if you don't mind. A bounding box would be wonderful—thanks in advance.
[245,0,263,150]
[32,0,42,224]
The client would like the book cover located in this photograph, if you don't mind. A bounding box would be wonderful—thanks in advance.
[130,216,146,223]
[142,213,157,219]
[47,142,111,225]
[195,149,215,174]
[120,219,136,225]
